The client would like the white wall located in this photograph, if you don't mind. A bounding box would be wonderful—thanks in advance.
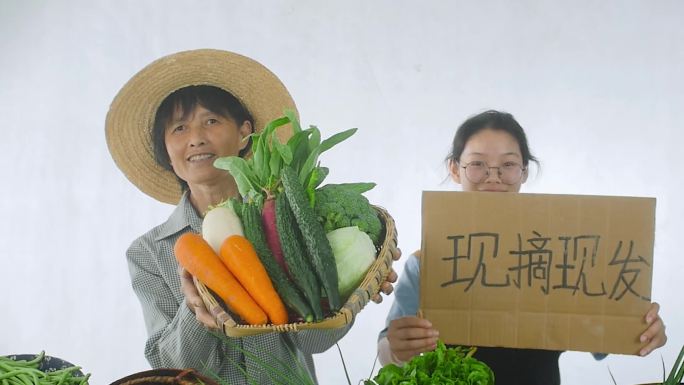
[1,1,682,384]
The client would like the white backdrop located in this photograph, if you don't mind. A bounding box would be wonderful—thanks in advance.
[1,1,682,384]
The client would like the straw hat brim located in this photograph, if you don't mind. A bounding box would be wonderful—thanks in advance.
[105,49,297,204]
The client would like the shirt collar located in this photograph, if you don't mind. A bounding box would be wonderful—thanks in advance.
[154,191,202,241]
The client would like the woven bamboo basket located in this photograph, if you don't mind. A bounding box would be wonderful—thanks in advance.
[109,369,220,385]
[195,205,397,337]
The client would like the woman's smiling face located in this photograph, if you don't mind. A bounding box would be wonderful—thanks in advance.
[449,128,528,193]
[164,104,252,189]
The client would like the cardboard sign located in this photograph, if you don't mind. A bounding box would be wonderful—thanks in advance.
[420,191,655,355]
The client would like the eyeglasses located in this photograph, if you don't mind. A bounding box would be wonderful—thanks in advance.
[460,160,526,185]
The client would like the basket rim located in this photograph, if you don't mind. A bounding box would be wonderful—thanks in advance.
[109,368,221,385]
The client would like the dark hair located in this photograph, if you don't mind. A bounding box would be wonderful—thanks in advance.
[446,110,539,168]
[151,85,254,191]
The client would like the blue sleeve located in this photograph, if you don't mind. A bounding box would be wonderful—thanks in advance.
[378,254,421,340]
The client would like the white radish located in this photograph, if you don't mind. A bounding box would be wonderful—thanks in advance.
[202,206,244,254]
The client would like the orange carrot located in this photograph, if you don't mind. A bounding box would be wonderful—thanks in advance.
[220,235,289,325]
[174,232,268,325]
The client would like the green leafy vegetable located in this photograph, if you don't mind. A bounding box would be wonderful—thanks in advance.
[664,344,684,385]
[320,128,357,153]
[300,146,321,186]
[274,138,293,165]
[366,341,494,385]
[213,110,358,200]
[284,110,301,133]
[308,125,321,153]
[213,156,259,198]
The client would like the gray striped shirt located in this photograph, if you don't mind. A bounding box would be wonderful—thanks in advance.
[126,192,351,384]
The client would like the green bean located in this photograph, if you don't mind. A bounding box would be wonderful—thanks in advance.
[0,361,17,373]
[68,376,85,385]
[16,373,34,385]
[54,371,68,385]
[47,367,80,376]
[0,371,27,381]
[0,353,43,368]
[5,375,27,385]
[7,378,24,385]
[0,362,38,376]
[0,357,19,363]
[21,353,44,368]
[0,366,42,379]
[0,354,89,385]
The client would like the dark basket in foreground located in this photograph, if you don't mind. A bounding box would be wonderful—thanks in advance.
[109,369,220,385]
[195,205,397,337]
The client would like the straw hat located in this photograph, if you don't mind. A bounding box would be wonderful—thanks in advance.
[106,49,297,204]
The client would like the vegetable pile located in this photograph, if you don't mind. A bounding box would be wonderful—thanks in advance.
[175,111,383,325]
[0,352,90,385]
[365,341,494,385]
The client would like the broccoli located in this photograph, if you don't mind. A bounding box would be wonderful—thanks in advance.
[313,183,383,245]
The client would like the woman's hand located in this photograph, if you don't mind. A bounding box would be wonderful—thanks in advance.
[387,316,439,363]
[371,246,402,304]
[639,302,667,356]
[179,267,218,330]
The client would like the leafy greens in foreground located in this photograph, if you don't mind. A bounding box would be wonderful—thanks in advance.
[366,341,494,385]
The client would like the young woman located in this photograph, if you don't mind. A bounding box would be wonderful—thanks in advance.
[106,49,398,385]
[376,110,667,385]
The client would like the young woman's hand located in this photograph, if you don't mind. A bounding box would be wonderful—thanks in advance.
[387,316,439,363]
[638,302,667,356]
[371,246,402,304]
[179,266,218,330]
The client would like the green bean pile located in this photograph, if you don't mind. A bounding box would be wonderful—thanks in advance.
[0,352,90,385]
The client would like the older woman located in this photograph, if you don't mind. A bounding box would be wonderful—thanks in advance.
[106,49,398,384]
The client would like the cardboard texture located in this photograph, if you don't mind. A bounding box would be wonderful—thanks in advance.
[420,191,655,355]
